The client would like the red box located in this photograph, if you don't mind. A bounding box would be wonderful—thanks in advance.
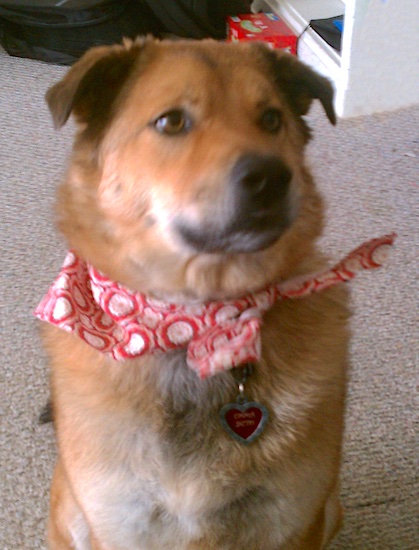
[227,13,297,54]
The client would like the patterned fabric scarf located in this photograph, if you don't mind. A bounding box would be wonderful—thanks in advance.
[35,233,395,378]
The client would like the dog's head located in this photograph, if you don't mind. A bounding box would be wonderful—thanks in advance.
[47,38,335,300]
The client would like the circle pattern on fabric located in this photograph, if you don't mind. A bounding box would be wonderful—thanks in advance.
[166,321,195,345]
[83,331,106,350]
[108,292,135,318]
[125,333,146,355]
[53,297,73,321]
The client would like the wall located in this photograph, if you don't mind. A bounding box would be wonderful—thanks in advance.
[338,0,419,116]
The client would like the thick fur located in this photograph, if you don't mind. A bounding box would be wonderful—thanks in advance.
[42,38,350,549]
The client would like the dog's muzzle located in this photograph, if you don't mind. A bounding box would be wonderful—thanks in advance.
[176,154,295,253]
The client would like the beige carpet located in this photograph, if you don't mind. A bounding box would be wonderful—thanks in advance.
[0,46,418,549]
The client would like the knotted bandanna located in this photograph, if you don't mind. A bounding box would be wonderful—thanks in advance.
[35,233,396,378]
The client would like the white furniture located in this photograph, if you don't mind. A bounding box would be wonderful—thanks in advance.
[252,0,419,118]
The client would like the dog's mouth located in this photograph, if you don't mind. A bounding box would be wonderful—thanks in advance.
[175,212,292,254]
[174,153,295,254]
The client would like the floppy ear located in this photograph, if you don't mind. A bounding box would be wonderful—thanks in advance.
[260,47,336,125]
[46,39,148,130]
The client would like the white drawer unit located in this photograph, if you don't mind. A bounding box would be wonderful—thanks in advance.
[252,0,419,117]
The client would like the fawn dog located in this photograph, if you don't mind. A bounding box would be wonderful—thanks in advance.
[39,38,349,549]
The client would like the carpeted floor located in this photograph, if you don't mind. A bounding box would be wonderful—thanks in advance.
[0,45,418,549]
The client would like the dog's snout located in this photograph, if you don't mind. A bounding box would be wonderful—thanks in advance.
[231,154,292,207]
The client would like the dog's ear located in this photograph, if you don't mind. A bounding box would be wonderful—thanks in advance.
[46,39,149,130]
[260,47,336,125]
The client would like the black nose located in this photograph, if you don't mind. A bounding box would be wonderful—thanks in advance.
[230,154,292,211]
[174,153,295,254]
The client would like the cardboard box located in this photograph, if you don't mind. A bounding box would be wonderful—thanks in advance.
[227,13,297,55]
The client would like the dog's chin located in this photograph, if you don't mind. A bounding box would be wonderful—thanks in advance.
[175,220,290,254]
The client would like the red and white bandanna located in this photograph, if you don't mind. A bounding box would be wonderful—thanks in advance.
[35,233,396,378]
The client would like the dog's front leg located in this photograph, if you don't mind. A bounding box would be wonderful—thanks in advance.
[280,483,343,550]
[48,460,92,550]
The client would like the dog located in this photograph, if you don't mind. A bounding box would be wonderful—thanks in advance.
[38,37,350,549]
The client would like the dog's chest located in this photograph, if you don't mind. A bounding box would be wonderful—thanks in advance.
[75,367,268,547]
[76,419,292,550]
[56,291,349,548]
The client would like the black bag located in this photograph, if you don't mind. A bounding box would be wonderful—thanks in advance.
[141,0,252,40]
[0,0,252,65]
[0,0,163,65]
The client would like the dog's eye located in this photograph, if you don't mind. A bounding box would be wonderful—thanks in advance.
[260,109,283,133]
[154,109,192,136]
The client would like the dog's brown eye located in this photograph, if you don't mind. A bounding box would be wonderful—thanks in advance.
[154,109,191,136]
[260,109,283,133]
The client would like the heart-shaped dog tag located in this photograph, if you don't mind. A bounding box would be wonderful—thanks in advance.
[220,399,268,444]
